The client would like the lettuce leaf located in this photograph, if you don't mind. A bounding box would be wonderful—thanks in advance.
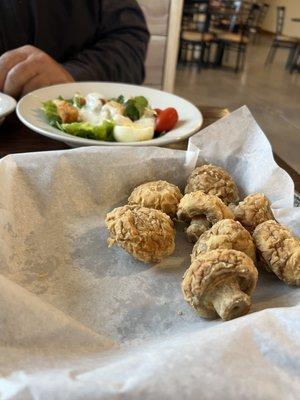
[124,96,148,121]
[42,100,62,126]
[59,120,115,141]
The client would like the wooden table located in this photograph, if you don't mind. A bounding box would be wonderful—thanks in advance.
[1,106,299,193]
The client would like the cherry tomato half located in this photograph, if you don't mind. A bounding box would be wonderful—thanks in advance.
[155,107,178,133]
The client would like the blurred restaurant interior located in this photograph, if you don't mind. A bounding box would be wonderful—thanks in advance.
[141,0,300,173]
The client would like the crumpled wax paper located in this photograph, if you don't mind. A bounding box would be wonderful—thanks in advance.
[0,106,299,400]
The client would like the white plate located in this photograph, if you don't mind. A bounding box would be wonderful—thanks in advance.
[0,93,17,125]
[16,82,203,147]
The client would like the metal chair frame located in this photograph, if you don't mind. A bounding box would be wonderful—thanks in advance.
[216,4,260,73]
[265,6,298,68]
[179,0,213,69]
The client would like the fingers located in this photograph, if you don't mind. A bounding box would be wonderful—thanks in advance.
[20,74,49,96]
[0,45,34,90]
[1,44,75,98]
[3,57,39,98]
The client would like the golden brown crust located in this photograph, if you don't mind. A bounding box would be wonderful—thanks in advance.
[177,191,234,224]
[105,205,175,263]
[177,191,235,242]
[185,164,239,204]
[192,219,256,263]
[253,220,300,286]
[182,249,258,319]
[54,99,79,123]
[232,193,274,233]
[128,180,182,218]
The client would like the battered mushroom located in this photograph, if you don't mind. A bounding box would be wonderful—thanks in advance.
[253,220,300,286]
[105,205,175,263]
[231,193,274,233]
[177,191,235,243]
[185,164,239,204]
[192,219,256,263]
[182,249,258,320]
[128,180,182,218]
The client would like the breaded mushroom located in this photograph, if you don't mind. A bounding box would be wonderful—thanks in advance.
[182,249,258,320]
[192,219,256,263]
[253,220,300,286]
[177,191,235,243]
[231,193,274,233]
[105,205,175,263]
[128,180,182,218]
[185,164,239,204]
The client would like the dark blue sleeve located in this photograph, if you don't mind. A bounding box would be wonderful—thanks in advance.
[63,0,150,84]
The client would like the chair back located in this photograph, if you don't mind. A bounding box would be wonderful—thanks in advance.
[209,0,242,33]
[182,0,210,33]
[257,3,269,27]
[240,3,261,40]
[276,6,285,35]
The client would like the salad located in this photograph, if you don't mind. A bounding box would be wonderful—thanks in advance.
[41,93,179,142]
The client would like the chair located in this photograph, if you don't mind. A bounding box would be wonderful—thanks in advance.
[250,3,269,43]
[289,44,300,73]
[209,0,242,35]
[215,4,260,73]
[179,0,214,68]
[265,6,298,67]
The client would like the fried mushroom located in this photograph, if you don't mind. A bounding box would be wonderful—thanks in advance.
[177,191,235,243]
[253,220,300,286]
[231,193,274,233]
[105,205,175,263]
[192,219,256,263]
[182,249,258,320]
[128,180,182,218]
[185,164,239,204]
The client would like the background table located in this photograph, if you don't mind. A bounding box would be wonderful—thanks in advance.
[1,106,299,194]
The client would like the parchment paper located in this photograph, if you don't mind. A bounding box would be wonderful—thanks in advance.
[0,106,299,399]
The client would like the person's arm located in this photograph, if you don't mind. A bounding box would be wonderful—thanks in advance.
[63,0,150,84]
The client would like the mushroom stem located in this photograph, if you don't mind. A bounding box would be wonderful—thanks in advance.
[187,216,211,243]
[210,278,251,320]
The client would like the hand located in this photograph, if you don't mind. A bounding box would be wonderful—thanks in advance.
[0,45,74,98]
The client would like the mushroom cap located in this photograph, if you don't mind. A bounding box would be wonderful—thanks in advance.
[177,190,234,225]
[232,193,274,233]
[105,205,175,263]
[185,164,239,204]
[128,180,182,218]
[192,219,256,263]
[253,220,300,286]
[182,249,258,319]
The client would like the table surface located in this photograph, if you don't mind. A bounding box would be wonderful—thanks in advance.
[1,106,299,193]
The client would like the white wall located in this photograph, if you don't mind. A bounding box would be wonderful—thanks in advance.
[262,0,300,38]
